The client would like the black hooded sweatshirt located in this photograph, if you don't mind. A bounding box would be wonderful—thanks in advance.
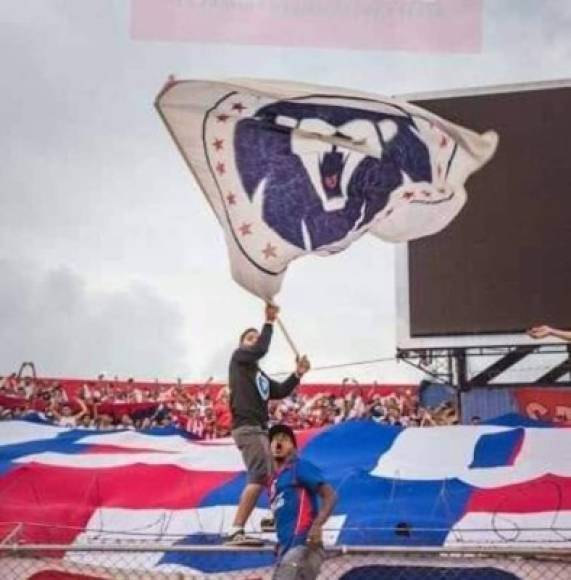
[229,323,299,430]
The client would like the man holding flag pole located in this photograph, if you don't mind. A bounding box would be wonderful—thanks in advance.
[226,302,310,545]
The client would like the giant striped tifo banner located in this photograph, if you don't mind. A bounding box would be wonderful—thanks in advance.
[0,415,569,577]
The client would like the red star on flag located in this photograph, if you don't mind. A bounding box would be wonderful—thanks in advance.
[239,223,252,236]
[232,102,246,113]
[226,193,236,205]
[213,138,224,151]
[216,162,225,175]
[216,113,230,123]
[262,243,277,259]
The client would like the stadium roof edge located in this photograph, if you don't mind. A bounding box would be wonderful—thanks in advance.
[396,77,571,101]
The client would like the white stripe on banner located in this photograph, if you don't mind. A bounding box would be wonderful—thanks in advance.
[80,431,235,452]
[0,420,68,445]
[65,507,345,570]
[371,425,507,480]
[15,445,244,471]
[445,511,571,547]
[371,425,571,487]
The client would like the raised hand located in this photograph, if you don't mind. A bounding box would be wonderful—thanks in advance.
[295,355,311,377]
[527,325,552,339]
[265,302,280,323]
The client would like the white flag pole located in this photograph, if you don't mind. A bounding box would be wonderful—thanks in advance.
[276,317,300,359]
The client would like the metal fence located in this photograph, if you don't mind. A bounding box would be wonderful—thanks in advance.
[1,543,570,579]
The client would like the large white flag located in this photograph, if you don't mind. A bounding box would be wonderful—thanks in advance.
[156,79,498,299]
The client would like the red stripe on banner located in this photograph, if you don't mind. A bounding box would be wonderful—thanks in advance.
[466,475,571,514]
[0,464,238,544]
[29,571,106,580]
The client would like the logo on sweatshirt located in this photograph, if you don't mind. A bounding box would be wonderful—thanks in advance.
[256,372,270,401]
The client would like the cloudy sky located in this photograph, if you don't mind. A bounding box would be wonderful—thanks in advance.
[1,1,570,383]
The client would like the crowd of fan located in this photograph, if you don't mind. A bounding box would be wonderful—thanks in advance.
[270,389,458,429]
[0,374,458,438]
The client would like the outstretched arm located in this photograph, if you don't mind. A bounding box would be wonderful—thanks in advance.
[528,325,571,342]
[269,374,299,400]
[269,356,310,399]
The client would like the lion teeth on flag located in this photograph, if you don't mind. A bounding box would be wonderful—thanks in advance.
[156,79,498,298]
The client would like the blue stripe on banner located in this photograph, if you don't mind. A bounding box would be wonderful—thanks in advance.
[301,420,401,476]
[0,429,93,476]
[470,428,525,468]
[200,472,269,508]
[298,421,472,547]
[485,413,553,428]
[335,473,472,546]
[159,533,275,572]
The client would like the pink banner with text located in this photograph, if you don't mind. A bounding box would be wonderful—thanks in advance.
[131,0,482,53]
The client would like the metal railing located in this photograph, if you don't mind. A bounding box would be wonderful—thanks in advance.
[1,542,569,579]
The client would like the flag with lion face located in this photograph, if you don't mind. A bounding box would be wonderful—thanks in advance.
[156,79,498,299]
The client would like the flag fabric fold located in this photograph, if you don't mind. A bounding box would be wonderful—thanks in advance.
[156,79,498,298]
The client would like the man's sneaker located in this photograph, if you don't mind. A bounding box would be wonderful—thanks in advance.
[224,529,264,547]
[260,517,275,532]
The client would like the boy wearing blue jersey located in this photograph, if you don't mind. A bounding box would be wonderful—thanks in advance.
[268,424,337,580]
